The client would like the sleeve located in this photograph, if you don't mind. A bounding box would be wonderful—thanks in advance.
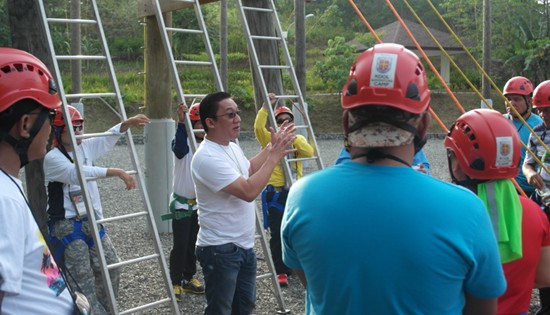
[293,135,314,158]
[82,123,124,161]
[0,197,28,294]
[192,148,242,193]
[44,150,108,185]
[254,107,271,148]
[524,132,537,165]
[281,184,303,270]
[172,123,190,159]
[412,150,430,172]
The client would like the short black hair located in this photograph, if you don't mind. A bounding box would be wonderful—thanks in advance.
[199,91,231,133]
[0,99,42,133]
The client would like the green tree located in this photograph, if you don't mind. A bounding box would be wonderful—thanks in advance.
[314,36,358,91]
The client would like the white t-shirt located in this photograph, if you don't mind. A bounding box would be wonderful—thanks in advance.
[191,138,255,249]
[172,138,198,210]
[0,171,73,315]
[44,123,124,220]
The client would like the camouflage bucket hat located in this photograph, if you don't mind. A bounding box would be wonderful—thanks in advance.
[347,110,415,148]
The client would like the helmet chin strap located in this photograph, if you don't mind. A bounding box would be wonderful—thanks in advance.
[2,110,49,168]
[446,154,486,189]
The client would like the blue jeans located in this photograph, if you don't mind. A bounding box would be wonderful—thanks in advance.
[196,243,256,315]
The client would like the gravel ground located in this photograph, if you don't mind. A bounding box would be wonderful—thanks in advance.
[38,133,542,314]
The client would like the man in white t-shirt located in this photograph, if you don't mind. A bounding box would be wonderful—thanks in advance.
[0,48,74,314]
[191,91,296,315]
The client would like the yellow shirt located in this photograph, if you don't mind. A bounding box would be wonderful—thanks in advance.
[254,107,314,187]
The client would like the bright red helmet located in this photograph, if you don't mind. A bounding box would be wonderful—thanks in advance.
[189,103,201,123]
[274,106,294,119]
[444,109,520,180]
[0,47,61,112]
[341,43,430,114]
[503,76,533,96]
[53,105,84,127]
[533,80,550,109]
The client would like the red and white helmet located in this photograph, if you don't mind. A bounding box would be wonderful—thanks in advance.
[444,109,520,180]
[341,43,430,148]
[53,105,84,127]
[341,43,430,114]
[189,103,201,123]
[0,47,61,112]
[533,80,550,109]
[274,106,294,119]
[503,76,533,96]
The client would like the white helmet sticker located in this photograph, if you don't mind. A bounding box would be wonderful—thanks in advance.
[495,136,513,167]
[370,53,398,88]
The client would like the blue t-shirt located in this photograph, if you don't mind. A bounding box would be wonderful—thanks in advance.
[282,162,506,314]
[504,113,543,194]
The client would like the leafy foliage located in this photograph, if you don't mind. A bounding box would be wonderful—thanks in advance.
[313,37,360,91]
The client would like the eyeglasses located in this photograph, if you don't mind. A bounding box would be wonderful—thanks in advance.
[72,124,83,132]
[216,110,241,119]
[277,117,293,125]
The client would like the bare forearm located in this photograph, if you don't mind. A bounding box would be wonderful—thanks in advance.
[223,155,279,202]
[249,146,270,175]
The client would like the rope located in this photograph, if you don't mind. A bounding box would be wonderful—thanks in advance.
[346,0,535,196]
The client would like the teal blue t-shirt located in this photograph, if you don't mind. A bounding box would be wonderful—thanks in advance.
[282,162,506,314]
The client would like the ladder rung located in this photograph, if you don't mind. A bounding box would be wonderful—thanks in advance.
[118,298,172,315]
[256,272,274,280]
[242,6,273,13]
[76,131,123,140]
[65,92,117,99]
[250,35,282,41]
[47,18,97,25]
[96,211,148,224]
[108,253,159,270]
[276,94,299,100]
[166,27,202,34]
[175,60,213,66]
[287,156,319,163]
[185,93,208,99]
[56,55,107,61]
[259,65,291,70]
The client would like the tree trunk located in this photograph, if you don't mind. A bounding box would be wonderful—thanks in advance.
[243,0,284,110]
[7,0,53,234]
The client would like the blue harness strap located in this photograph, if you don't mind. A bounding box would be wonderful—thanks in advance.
[261,185,285,229]
[48,218,106,264]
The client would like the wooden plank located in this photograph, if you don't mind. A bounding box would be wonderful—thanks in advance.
[138,0,219,18]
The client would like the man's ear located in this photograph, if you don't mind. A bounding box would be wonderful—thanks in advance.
[205,117,216,130]
[15,115,32,139]
[416,111,431,139]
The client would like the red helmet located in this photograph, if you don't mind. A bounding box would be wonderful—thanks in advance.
[533,80,550,109]
[189,103,201,123]
[503,76,533,96]
[0,47,61,112]
[53,105,84,127]
[274,106,294,119]
[444,109,520,180]
[341,43,430,114]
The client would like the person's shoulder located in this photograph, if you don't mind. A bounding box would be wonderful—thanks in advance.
[44,147,63,160]
[533,122,546,132]
[530,113,544,124]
